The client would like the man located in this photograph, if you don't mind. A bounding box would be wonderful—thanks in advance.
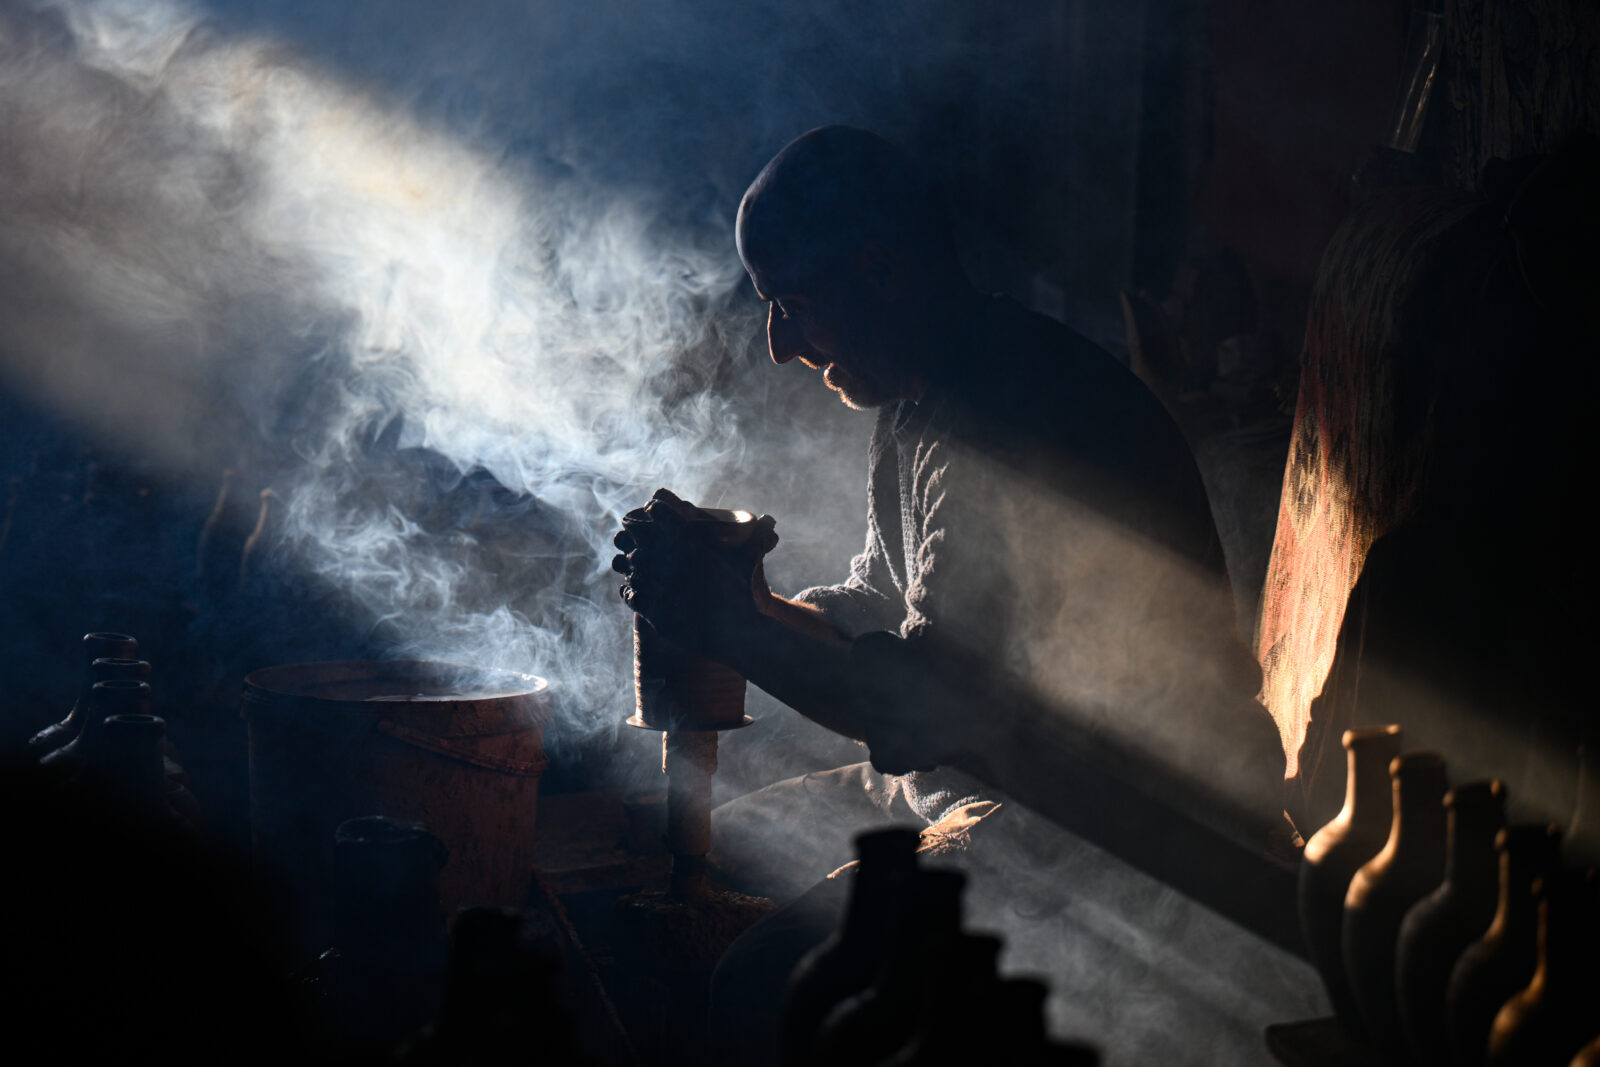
[613,125,1293,1064]
[614,125,1281,850]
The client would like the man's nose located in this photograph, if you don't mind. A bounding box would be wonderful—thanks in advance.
[767,304,810,365]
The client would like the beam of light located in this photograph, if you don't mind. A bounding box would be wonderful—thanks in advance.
[0,0,751,742]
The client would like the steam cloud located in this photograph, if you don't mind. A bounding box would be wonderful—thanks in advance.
[0,0,822,743]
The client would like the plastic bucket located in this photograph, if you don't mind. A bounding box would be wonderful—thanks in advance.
[242,660,551,949]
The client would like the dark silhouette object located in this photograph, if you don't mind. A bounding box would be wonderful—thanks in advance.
[90,713,201,834]
[398,905,596,1067]
[311,815,450,1058]
[778,858,1102,1067]
[86,655,154,686]
[1,757,313,1065]
[25,631,138,757]
[39,677,150,774]
[878,938,1005,1065]
[808,868,968,1067]
[885,977,1101,1066]
[1397,779,1507,1065]
[1485,869,1600,1067]
[1299,724,1404,1035]
[779,828,922,1067]
[1446,824,1563,1067]
[1343,751,1447,1062]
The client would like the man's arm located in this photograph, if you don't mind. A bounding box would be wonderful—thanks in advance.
[725,599,869,743]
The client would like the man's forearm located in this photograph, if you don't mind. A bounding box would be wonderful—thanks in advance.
[718,601,869,742]
[757,594,852,649]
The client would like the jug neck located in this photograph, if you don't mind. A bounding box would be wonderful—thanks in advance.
[1339,725,1403,828]
[1443,780,1506,885]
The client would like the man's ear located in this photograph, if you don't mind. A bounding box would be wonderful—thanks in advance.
[853,240,905,298]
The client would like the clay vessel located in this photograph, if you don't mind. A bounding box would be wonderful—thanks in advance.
[1298,724,1403,1034]
[40,679,151,775]
[883,944,1017,1067]
[779,828,922,1067]
[1445,823,1562,1067]
[1396,779,1506,1064]
[810,868,967,1067]
[26,632,139,759]
[1343,751,1447,1062]
[92,714,201,834]
[1486,868,1599,1067]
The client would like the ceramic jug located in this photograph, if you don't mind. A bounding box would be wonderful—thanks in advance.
[1445,823,1562,1067]
[1298,724,1403,1034]
[1395,779,1506,1064]
[1343,751,1448,1062]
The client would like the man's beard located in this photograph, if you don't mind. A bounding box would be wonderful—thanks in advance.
[822,361,895,409]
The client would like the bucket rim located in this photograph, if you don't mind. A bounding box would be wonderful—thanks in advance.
[245,658,546,695]
[243,659,553,732]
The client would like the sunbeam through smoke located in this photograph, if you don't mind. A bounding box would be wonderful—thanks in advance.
[0,0,761,742]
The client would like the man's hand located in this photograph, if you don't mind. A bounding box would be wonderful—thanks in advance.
[610,489,779,660]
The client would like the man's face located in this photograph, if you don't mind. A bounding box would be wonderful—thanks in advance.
[746,266,907,410]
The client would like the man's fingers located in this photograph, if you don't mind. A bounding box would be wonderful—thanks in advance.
[610,552,629,577]
[613,528,635,553]
[753,514,780,554]
[646,497,686,526]
[622,578,660,617]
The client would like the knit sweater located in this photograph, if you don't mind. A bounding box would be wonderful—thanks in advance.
[793,296,1278,832]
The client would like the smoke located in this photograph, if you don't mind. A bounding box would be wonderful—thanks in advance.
[0,0,856,748]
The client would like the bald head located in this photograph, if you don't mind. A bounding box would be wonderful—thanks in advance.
[736,126,961,295]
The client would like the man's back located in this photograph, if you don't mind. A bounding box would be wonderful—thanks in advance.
[806,295,1282,838]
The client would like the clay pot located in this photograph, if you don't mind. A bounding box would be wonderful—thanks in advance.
[1343,751,1448,1062]
[780,828,922,1067]
[1396,779,1506,1064]
[1445,824,1563,1067]
[1486,868,1600,1067]
[1297,724,1403,1034]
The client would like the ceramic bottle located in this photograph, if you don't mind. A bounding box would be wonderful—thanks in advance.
[1485,868,1599,1067]
[780,827,922,1067]
[1298,724,1403,1034]
[1396,779,1507,1064]
[1343,751,1448,1062]
[1445,823,1563,1067]
[40,679,150,774]
[94,713,199,834]
[809,868,967,1067]
[27,632,138,758]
